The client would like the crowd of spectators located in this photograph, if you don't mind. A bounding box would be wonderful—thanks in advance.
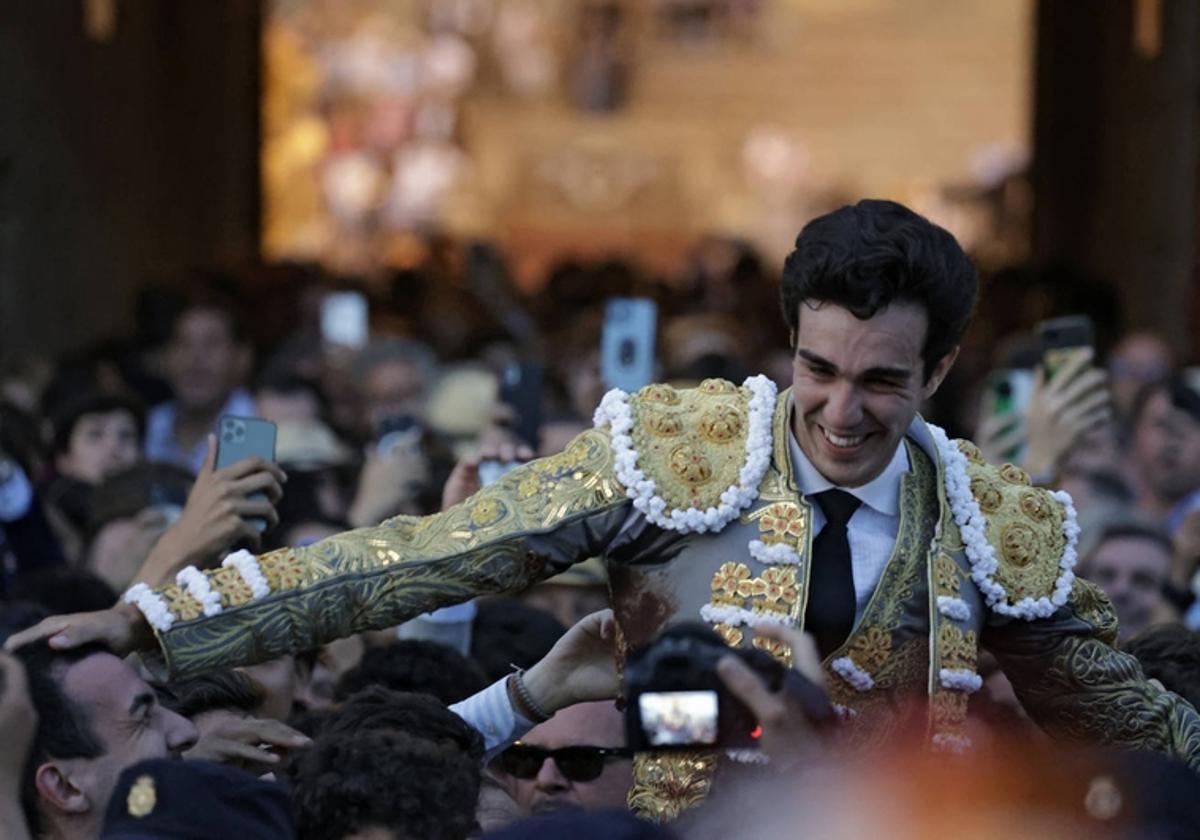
[1,233,1199,838]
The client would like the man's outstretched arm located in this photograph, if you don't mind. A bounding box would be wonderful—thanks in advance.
[985,577,1200,771]
[8,430,630,679]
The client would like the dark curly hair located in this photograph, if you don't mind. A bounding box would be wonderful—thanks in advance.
[314,686,484,762]
[290,728,482,840]
[1123,624,1200,711]
[780,199,978,380]
[334,640,488,705]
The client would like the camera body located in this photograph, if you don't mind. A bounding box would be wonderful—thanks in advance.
[624,623,785,751]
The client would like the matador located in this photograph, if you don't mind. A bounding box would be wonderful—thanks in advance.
[35,201,1200,819]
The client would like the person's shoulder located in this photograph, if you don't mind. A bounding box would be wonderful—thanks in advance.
[942,437,1078,620]
[592,376,778,533]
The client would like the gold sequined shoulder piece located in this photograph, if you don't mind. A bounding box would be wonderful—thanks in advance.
[959,444,1069,605]
[628,379,751,512]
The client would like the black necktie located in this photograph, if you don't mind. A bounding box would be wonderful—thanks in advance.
[806,489,862,659]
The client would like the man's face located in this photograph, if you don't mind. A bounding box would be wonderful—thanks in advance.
[1133,392,1200,502]
[51,653,196,823]
[57,410,140,485]
[790,302,953,487]
[508,701,632,815]
[165,308,241,412]
[363,359,426,431]
[1084,535,1171,640]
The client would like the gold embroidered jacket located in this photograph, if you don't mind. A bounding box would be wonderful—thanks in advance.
[142,378,1200,781]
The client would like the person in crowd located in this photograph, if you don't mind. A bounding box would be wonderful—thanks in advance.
[253,370,327,427]
[166,669,311,773]
[1108,329,1173,425]
[41,391,144,559]
[291,728,479,840]
[144,297,256,474]
[0,445,69,597]
[1075,518,1175,642]
[334,639,488,705]
[98,758,295,839]
[1125,379,1200,528]
[495,700,633,817]
[469,600,565,684]
[16,200,1200,823]
[0,652,36,840]
[14,641,197,840]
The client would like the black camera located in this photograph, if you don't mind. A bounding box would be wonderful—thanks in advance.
[624,623,786,751]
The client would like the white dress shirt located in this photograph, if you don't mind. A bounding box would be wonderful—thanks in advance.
[788,433,910,619]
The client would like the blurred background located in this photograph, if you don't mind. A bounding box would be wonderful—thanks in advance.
[0,0,1196,358]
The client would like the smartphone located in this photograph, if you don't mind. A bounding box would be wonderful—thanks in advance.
[601,298,657,394]
[986,368,1034,462]
[321,291,369,350]
[1037,315,1094,380]
[499,362,543,450]
[215,416,278,532]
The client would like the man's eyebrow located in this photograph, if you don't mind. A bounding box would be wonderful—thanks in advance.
[129,691,155,717]
[795,349,837,370]
[861,365,913,381]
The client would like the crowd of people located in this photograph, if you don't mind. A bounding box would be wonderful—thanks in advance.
[1,211,1200,839]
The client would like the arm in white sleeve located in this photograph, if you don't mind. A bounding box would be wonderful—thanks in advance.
[450,675,537,762]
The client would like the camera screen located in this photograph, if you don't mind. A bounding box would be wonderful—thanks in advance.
[638,690,719,746]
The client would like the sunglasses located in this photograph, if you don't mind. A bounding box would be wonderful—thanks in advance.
[496,742,634,782]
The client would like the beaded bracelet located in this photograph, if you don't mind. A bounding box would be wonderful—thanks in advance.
[509,667,553,723]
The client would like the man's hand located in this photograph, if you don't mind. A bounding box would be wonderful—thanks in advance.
[3,602,152,656]
[1023,350,1112,479]
[520,609,618,715]
[139,435,286,586]
[440,443,533,511]
[716,624,829,768]
[184,713,311,774]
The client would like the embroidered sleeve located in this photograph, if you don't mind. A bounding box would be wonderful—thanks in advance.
[145,430,629,679]
[983,577,1200,771]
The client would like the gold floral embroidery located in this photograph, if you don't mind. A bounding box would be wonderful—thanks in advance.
[668,444,714,487]
[261,553,306,592]
[934,552,961,597]
[999,521,1040,569]
[713,623,744,647]
[752,635,793,666]
[938,624,978,671]
[931,690,969,727]
[163,588,202,622]
[468,498,506,528]
[643,411,684,437]
[1019,488,1053,521]
[754,502,808,545]
[697,405,745,443]
[998,463,1032,486]
[956,440,986,464]
[629,751,716,822]
[638,384,681,405]
[758,567,798,608]
[698,379,737,395]
[711,562,750,607]
[970,475,1004,513]
[848,626,893,671]
[212,567,254,607]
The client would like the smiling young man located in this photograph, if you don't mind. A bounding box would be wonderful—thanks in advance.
[11,200,1200,823]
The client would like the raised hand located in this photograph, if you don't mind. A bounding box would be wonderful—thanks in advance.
[3,602,152,657]
[138,435,286,586]
[521,608,619,714]
[185,713,311,774]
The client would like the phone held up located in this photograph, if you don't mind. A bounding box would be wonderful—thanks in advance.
[215,416,278,533]
[1036,315,1095,380]
[601,297,657,395]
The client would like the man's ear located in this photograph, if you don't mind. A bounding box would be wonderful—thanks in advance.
[35,761,91,817]
[922,346,960,399]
